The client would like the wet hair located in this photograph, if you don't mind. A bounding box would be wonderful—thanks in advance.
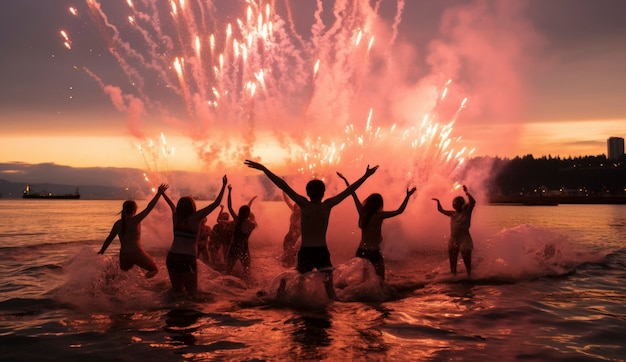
[175,197,197,221]
[306,179,325,201]
[238,205,251,220]
[235,205,251,235]
[359,193,383,228]
[120,200,137,237]
[452,196,465,212]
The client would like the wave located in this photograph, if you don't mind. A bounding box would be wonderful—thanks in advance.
[34,223,607,313]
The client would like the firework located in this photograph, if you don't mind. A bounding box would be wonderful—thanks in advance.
[63,0,472,190]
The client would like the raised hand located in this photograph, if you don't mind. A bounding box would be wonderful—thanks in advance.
[336,172,350,186]
[431,198,440,202]
[244,159,265,171]
[366,164,379,176]
[157,183,169,194]
[407,187,417,197]
[463,185,468,193]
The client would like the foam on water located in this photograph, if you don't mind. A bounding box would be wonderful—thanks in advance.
[46,220,602,314]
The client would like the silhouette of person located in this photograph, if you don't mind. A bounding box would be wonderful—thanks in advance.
[432,185,476,277]
[98,183,169,279]
[281,190,301,267]
[225,185,257,278]
[161,176,227,296]
[196,217,212,265]
[209,206,234,269]
[337,173,416,279]
[245,159,378,300]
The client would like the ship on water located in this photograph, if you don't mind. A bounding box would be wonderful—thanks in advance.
[23,185,80,199]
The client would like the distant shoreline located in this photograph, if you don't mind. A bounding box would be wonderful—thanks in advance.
[488,195,626,205]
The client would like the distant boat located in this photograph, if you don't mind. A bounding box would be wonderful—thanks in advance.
[23,185,80,200]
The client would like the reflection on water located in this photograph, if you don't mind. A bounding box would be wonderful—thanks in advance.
[289,309,332,360]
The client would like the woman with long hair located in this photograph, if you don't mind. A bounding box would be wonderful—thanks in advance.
[98,183,169,278]
[225,185,257,279]
[162,176,227,296]
[337,173,415,279]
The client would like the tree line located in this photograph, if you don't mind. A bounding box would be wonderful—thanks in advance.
[464,154,626,196]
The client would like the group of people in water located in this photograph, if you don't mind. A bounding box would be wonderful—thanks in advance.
[98,160,476,299]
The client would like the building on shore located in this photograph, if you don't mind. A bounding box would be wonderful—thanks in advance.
[607,137,624,161]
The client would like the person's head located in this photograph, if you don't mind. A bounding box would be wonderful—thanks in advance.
[175,196,197,220]
[306,179,325,201]
[363,193,384,213]
[452,196,465,212]
[218,212,230,222]
[122,200,137,217]
[359,193,383,228]
[238,205,251,220]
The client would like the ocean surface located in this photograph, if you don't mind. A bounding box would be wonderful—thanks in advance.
[0,199,625,361]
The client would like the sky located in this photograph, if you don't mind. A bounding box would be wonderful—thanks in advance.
[1,0,625,178]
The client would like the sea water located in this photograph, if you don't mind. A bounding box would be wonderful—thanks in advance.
[0,199,625,361]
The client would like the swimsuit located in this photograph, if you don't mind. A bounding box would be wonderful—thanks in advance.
[355,248,383,264]
[297,246,332,273]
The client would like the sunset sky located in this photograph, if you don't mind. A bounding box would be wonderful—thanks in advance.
[1,0,625,175]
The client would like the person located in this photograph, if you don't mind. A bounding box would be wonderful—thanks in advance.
[98,183,169,279]
[244,159,378,300]
[281,190,301,267]
[225,185,257,278]
[209,206,234,269]
[337,173,416,279]
[196,217,212,265]
[161,175,228,296]
[432,185,476,277]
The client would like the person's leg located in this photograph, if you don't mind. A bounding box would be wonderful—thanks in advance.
[448,239,459,275]
[135,250,159,278]
[322,269,337,300]
[166,253,186,293]
[374,259,385,280]
[241,249,251,277]
[182,272,197,296]
[460,237,473,277]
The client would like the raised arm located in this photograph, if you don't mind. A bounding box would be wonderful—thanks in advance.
[162,188,176,214]
[431,197,454,217]
[326,165,378,207]
[381,187,416,218]
[245,160,307,204]
[133,183,168,222]
[248,195,258,208]
[336,172,363,214]
[463,185,476,208]
[196,175,228,219]
[227,184,237,220]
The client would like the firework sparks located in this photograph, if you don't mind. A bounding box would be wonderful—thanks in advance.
[64,0,473,190]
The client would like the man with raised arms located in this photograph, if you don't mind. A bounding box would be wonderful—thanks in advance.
[244,159,378,300]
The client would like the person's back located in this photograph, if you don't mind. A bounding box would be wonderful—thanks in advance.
[358,212,385,250]
[432,185,475,277]
[450,203,473,238]
[299,200,332,248]
[116,218,142,251]
[98,184,168,279]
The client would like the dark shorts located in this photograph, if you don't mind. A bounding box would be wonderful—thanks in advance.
[166,252,197,273]
[297,246,332,273]
[355,248,383,264]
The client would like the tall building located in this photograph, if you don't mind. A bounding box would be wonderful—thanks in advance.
[607,137,625,161]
